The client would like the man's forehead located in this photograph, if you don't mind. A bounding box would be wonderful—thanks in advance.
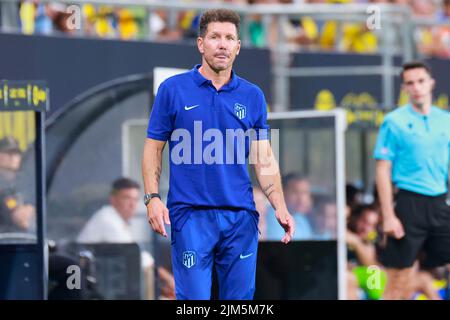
[403,68,430,79]
[206,22,237,34]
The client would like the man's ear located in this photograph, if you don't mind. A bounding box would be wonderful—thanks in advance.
[109,194,116,206]
[197,36,204,54]
[430,78,435,90]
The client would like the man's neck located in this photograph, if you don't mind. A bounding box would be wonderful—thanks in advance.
[199,62,232,91]
[411,100,432,115]
[410,97,433,115]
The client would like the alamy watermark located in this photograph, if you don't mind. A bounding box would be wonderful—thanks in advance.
[366,5,382,31]
[168,121,279,176]
[64,5,381,32]
[66,265,81,290]
[66,5,81,31]
[366,265,383,290]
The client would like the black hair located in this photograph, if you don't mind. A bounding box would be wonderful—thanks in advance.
[282,172,308,189]
[198,9,240,38]
[401,61,432,82]
[348,204,378,232]
[111,177,140,195]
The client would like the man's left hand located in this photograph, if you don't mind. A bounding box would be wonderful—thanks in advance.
[275,208,295,244]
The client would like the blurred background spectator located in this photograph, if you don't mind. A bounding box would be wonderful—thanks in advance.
[266,173,314,240]
[77,177,175,300]
[0,137,35,234]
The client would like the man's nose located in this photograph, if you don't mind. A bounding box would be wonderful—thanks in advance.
[218,37,227,49]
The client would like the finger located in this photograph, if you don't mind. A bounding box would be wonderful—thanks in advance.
[288,217,295,237]
[399,224,405,238]
[393,225,400,239]
[157,214,167,237]
[282,216,291,230]
[285,233,291,244]
[281,231,291,244]
[155,224,165,237]
[148,217,156,232]
[163,208,171,225]
[396,227,405,239]
[149,215,164,236]
[384,229,393,237]
[286,231,292,243]
[393,228,400,239]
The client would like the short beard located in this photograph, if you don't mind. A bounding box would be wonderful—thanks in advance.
[204,56,229,74]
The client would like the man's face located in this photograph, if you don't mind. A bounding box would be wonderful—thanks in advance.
[110,188,140,222]
[355,209,379,240]
[0,152,22,181]
[323,203,337,232]
[197,22,241,72]
[402,68,435,107]
[284,180,312,214]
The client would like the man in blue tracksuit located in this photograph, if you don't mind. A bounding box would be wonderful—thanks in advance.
[374,61,450,299]
[142,9,295,300]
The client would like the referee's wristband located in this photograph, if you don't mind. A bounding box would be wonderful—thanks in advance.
[144,193,161,206]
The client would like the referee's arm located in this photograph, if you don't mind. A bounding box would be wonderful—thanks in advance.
[250,139,295,244]
[375,160,405,240]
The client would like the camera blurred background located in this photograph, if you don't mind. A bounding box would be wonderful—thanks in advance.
[0,0,449,300]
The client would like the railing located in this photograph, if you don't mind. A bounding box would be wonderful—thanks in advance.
[1,0,448,110]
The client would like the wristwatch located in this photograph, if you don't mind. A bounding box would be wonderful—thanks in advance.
[144,193,161,206]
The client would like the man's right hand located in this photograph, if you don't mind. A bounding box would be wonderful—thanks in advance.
[146,198,170,237]
[382,214,405,239]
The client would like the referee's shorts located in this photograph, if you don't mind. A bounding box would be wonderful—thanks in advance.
[378,189,450,269]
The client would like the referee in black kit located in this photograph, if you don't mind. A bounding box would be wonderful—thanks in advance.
[374,61,450,299]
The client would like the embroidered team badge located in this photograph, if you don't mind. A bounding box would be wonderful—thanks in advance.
[182,251,196,268]
[234,103,247,120]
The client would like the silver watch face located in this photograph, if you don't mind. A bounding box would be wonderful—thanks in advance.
[144,194,151,204]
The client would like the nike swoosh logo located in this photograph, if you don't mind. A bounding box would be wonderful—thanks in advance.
[184,104,199,110]
[240,253,253,259]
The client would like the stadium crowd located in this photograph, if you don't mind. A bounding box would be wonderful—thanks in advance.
[2,0,449,58]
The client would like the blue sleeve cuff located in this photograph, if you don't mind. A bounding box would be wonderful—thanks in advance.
[253,128,270,140]
[147,132,169,141]
[373,151,394,161]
